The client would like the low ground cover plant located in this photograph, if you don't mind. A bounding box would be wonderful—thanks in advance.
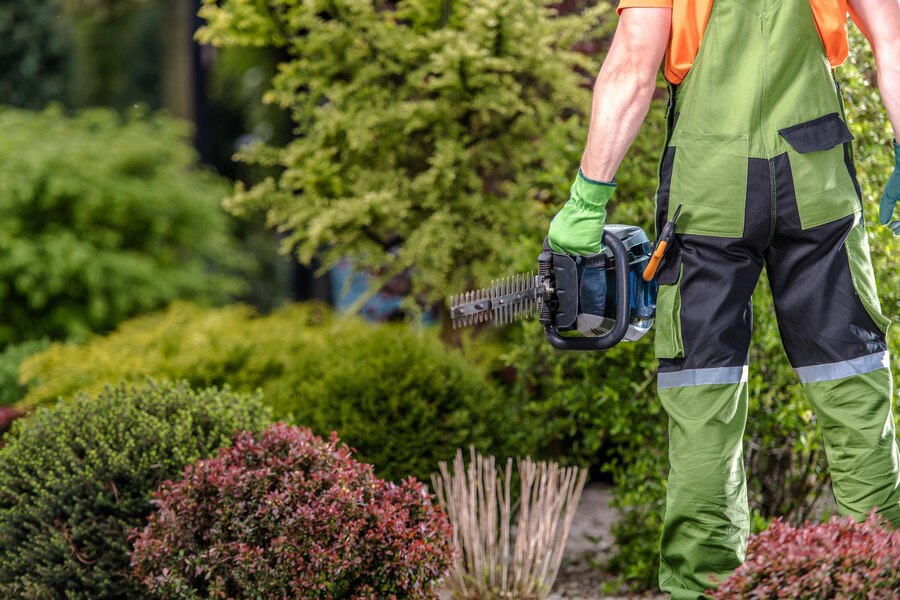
[131,424,452,599]
[0,380,271,598]
[711,514,900,599]
[21,302,515,482]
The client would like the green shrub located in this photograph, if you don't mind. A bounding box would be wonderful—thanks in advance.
[0,380,272,599]
[196,0,610,305]
[0,339,49,407]
[0,107,248,346]
[21,302,515,482]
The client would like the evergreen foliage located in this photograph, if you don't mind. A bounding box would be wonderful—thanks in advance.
[0,380,272,598]
[196,0,610,304]
[0,107,248,346]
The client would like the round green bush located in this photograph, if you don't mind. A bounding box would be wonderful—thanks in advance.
[20,302,516,483]
[273,324,515,482]
[0,380,272,598]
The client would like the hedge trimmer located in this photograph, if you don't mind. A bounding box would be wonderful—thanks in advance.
[449,223,669,351]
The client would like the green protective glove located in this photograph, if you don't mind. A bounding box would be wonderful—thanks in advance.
[880,139,900,235]
[547,170,616,255]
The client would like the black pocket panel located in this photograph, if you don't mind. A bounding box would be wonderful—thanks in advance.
[778,112,854,153]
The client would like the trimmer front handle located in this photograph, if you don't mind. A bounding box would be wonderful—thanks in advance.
[540,230,630,351]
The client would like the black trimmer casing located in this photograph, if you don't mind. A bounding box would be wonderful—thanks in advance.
[538,229,632,351]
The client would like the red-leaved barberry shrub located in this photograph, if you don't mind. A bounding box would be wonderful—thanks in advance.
[711,513,900,599]
[130,423,452,599]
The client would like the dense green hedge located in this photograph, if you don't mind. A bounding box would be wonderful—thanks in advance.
[0,107,248,346]
[20,302,516,482]
[0,380,272,598]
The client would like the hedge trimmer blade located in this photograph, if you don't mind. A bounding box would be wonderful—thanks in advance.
[449,272,543,329]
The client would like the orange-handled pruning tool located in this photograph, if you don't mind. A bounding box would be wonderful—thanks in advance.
[642,203,683,282]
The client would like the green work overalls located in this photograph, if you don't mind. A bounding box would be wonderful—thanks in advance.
[651,0,899,597]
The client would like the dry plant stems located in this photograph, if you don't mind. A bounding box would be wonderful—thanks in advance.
[432,448,588,599]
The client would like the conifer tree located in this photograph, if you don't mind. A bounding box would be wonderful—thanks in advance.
[198,0,610,304]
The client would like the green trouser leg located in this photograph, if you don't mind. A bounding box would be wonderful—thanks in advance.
[658,382,750,600]
[802,369,900,526]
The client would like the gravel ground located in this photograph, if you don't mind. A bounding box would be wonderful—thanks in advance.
[548,483,664,600]
[440,482,665,600]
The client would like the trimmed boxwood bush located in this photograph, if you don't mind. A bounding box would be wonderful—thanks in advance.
[131,424,452,599]
[0,380,272,598]
[20,302,516,482]
[711,514,900,598]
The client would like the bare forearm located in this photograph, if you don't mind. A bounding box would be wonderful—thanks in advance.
[875,41,900,141]
[580,67,658,181]
[848,0,900,140]
[578,8,671,182]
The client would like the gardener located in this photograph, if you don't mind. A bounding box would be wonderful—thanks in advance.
[547,0,900,597]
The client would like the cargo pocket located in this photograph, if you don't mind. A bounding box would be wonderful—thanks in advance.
[844,221,892,335]
[654,249,685,359]
[778,113,860,230]
[669,131,749,238]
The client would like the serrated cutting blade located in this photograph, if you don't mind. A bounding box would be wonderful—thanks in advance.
[449,271,543,329]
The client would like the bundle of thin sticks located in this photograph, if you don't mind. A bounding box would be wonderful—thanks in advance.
[432,448,588,599]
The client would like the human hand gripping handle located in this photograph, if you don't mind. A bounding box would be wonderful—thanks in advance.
[547,170,616,255]
[881,139,900,236]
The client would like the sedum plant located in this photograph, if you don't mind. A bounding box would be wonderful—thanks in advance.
[196,0,609,304]
[131,424,453,599]
[0,380,272,598]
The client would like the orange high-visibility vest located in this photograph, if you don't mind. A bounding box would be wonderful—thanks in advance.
[616,0,871,84]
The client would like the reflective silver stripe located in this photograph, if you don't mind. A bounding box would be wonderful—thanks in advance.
[794,351,890,384]
[657,365,749,389]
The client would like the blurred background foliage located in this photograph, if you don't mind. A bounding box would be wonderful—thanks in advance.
[0,108,247,346]
[0,0,896,595]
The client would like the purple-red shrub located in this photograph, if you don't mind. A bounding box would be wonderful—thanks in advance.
[711,513,900,599]
[130,423,452,599]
